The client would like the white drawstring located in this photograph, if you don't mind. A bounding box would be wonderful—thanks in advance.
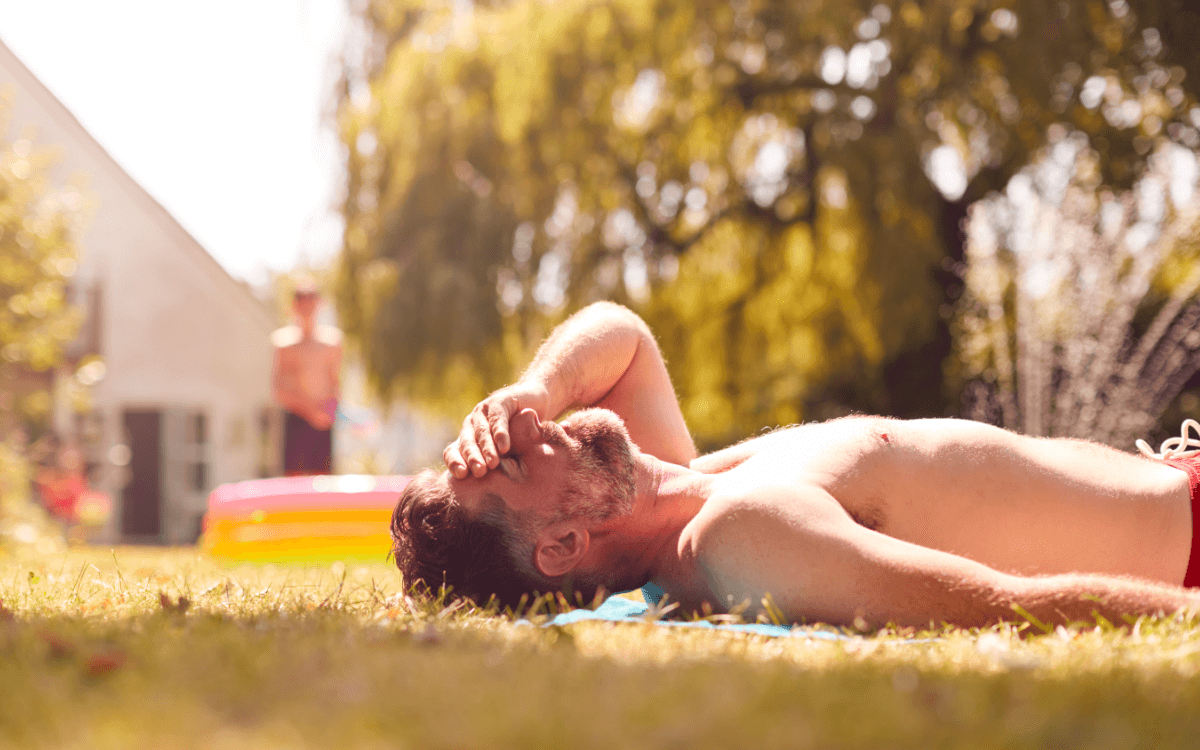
[1135,418,1200,460]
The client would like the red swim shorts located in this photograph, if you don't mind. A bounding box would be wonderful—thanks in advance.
[1164,456,1200,588]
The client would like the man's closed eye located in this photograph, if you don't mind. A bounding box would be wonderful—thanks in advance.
[499,457,523,481]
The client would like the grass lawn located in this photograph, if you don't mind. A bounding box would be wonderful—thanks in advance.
[1,546,1199,749]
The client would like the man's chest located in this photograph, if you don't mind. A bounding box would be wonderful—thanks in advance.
[280,343,334,370]
[706,417,899,523]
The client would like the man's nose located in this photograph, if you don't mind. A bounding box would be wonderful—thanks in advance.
[507,408,543,451]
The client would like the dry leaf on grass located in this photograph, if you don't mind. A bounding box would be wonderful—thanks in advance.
[84,649,126,676]
[159,592,191,615]
[39,631,75,659]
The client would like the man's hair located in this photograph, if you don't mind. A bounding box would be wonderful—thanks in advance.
[390,469,562,608]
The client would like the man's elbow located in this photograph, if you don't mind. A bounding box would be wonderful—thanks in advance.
[862,570,1024,630]
[579,301,651,334]
[580,300,632,317]
[945,572,1053,628]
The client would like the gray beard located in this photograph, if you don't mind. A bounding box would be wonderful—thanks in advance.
[548,408,638,524]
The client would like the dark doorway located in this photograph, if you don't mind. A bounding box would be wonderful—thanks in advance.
[121,409,162,540]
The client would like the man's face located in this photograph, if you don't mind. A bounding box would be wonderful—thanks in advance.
[293,292,319,322]
[446,408,637,525]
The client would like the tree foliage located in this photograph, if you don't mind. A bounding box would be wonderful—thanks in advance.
[0,98,83,428]
[0,96,84,543]
[336,0,1200,448]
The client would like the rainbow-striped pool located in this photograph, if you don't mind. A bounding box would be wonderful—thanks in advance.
[201,475,409,563]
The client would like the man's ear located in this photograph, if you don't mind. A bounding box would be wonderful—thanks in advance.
[533,523,590,578]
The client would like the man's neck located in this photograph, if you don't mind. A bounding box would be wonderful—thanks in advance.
[599,454,713,588]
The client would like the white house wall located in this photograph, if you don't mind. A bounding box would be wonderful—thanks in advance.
[1,39,279,543]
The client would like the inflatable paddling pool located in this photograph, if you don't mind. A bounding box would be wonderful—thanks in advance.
[201,475,409,563]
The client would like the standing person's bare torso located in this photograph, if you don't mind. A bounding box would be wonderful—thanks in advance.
[272,325,341,427]
[676,416,1191,599]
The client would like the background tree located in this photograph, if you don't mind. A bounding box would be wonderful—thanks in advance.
[0,98,85,546]
[336,0,1200,449]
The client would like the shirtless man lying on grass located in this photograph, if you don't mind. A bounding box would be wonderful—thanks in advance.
[390,302,1200,629]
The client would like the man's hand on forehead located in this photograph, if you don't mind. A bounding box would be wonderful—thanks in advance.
[444,382,551,479]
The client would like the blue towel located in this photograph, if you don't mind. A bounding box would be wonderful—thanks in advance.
[641,582,666,606]
[547,589,848,640]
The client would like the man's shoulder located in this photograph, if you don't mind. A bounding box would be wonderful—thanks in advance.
[679,485,854,621]
[271,325,303,348]
[314,324,343,347]
[687,484,841,555]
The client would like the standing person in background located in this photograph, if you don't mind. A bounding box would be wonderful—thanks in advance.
[271,281,342,476]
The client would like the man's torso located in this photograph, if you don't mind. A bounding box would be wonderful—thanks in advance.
[658,416,1191,612]
[273,325,340,410]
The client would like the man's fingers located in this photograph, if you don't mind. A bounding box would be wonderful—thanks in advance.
[485,400,512,455]
[452,411,493,477]
[443,444,468,479]
[451,413,486,478]
[446,389,528,479]
[459,435,487,477]
[473,413,499,470]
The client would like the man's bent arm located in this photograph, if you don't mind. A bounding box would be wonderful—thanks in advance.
[697,488,1200,629]
[446,302,696,476]
[532,303,694,458]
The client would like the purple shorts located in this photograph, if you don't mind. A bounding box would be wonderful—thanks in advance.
[284,410,332,475]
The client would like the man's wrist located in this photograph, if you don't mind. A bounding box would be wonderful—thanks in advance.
[516,377,558,420]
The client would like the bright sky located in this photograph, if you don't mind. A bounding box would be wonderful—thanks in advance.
[0,0,348,285]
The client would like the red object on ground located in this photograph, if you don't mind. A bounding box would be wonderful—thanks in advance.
[36,471,86,522]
